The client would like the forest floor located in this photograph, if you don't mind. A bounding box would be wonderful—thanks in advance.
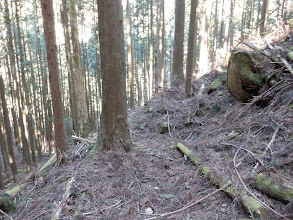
[4,33,293,220]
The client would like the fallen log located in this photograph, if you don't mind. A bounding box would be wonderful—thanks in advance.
[254,173,293,204]
[176,143,266,219]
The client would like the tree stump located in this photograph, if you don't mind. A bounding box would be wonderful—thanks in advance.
[227,50,269,102]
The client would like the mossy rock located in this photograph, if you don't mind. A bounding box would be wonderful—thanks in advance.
[0,193,15,213]
[133,122,147,130]
[208,75,227,94]
[158,122,169,134]
[227,50,267,102]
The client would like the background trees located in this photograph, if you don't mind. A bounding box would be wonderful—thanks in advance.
[0,0,291,176]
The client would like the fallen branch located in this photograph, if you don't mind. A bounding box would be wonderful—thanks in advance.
[254,173,293,204]
[51,176,76,220]
[72,135,96,144]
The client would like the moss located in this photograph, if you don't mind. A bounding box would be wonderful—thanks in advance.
[288,51,293,61]
[0,194,15,213]
[184,117,191,125]
[208,75,227,94]
[202,166,210,175]
[241,64,263,86]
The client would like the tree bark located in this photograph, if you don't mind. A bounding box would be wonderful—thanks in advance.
[260,0,270,37]
[97,0,131,152]
[127,0,135,108]
[198,0,212,77]
[155,0,165,92]
[148,0,154,98]
[185,0,198,97]
[171,0,185,87]
[70,0,89,137]
[41,0,68,155]
[60,0,79,135]
[0,62,17,180]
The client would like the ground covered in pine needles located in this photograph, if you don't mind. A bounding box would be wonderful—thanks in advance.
[4,28,293,220]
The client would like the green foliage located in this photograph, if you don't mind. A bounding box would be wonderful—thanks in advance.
[211,103,221,114]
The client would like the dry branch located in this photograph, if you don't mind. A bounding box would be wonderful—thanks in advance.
[72,135,96,144]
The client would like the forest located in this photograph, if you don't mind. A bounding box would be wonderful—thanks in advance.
[0,0,293,219]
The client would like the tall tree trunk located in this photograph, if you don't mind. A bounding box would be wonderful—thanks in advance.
[41,0,68,156]
[171,0,185,87]
[229,0,235,48]
[185,0,199,97]
[14,1,32,168]
[60,0,79,135]
[0,62,17,181]
[0,117,9,177]
[70,0,89,136]
[127,0,135,108]
[212,0,219,67]
[148,0,154,98]
[155,0,165,92]
[34,2,52,154]
[198,0,212,77]
[97,0,131,152]
[260,0,269,37]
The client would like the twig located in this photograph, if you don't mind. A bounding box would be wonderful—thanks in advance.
[220,142,264,166]
[281,58,293,74]
[50,176,76,220]
[0,209,14,220]
[233,146,289,220]
[263,127,279,156]
[16,200,28,220]
[72,135,96,144]
[101,199,122,211]
[144,183,231,220]
[166,109,172,139]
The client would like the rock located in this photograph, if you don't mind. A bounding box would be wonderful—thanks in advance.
[145,207,154,215]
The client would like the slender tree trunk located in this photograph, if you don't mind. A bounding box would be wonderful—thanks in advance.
[155,0,165,92]
[0,62,17,181]
[229,0,235,48]
[148,0,154,98]
[41,0,68,156]
[198,0,212,77]
[60,0,79,135]
[14,1,32,168]
[126,0,135,108]
[260,0,270,37]
[70,0,89,136]
[0,118,9,177]
[212,0,219,67]
[219,0,225,46]
[171,0,185,87]
[97,0,131,152]
[185,0,199,97]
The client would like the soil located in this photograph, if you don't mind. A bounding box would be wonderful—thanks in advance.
[2,26,293,220]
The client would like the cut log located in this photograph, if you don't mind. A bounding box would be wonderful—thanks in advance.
[254,173,293,204]
[227,50,269,102]
[176,143,266,219]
